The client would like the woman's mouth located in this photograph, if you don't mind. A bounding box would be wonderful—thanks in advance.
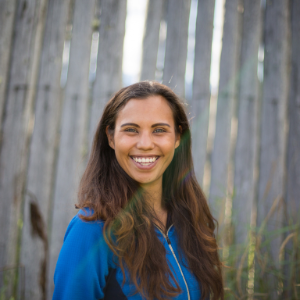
[131,156,159,166]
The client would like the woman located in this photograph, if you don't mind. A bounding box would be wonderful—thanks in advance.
[53,81,224,300]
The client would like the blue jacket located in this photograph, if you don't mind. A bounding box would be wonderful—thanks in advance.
[53,209,202,299]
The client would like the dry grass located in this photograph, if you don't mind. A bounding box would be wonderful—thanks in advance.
[221,193,300,300]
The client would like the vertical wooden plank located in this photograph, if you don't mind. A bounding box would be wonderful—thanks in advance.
[191,0,215,185]
[89,0,127,144]
[231,0,262,294]
[0,0,17,135]
[47,0,96,297]
[233,0,261,245]
[140,0,165,81]
[162,0,191,98]
[209,0,242,221]
[256,0,290,296]
[0,0,47,292]
[285,0,300,295]
[286,0,300,233]
[19,0,70,299]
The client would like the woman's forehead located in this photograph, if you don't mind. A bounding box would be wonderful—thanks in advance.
[115,96,175,126]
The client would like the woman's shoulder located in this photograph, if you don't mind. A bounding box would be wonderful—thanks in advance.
[63,208,106,243]
[53,208,112,299]
[56,207,112,272]
[71,207,104,223]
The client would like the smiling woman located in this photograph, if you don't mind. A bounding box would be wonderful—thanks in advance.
[107,96,180,190]
[52,81,224,300]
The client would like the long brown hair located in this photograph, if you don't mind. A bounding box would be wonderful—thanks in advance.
[77,81,224,300]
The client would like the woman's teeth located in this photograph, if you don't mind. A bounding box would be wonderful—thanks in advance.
[132,157,158,165]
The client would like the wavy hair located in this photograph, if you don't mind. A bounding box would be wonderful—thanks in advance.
[77,81,224,300]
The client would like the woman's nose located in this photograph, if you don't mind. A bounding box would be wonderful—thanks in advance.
[136,131,154,150]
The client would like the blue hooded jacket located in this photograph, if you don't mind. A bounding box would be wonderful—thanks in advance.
[52,209,202,299]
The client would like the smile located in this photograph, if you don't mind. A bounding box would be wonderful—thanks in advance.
[131,156,159,166]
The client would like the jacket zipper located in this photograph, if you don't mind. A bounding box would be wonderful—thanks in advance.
[155,225,191,300]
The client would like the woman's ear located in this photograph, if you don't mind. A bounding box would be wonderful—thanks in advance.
[175,125,182,149]
[106,126,115,149]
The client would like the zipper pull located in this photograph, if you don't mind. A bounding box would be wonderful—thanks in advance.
[166,235,171,245]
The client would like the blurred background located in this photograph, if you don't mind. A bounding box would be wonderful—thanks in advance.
[0,0,299,299]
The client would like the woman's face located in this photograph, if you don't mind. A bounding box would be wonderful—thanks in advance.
[107,95,180,190]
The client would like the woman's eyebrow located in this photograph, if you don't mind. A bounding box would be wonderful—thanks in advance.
[120,123,140,128]
[120,122,171,128]
[151,123,170,128]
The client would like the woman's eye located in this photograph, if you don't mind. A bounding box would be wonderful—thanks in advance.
[153,128,166,133]
[124,128,137,133]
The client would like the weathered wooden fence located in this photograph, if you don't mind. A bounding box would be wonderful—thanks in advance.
[0,0,299,299]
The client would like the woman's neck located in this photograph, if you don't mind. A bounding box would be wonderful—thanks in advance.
[140,180,168,231]
[140,179,162,207]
